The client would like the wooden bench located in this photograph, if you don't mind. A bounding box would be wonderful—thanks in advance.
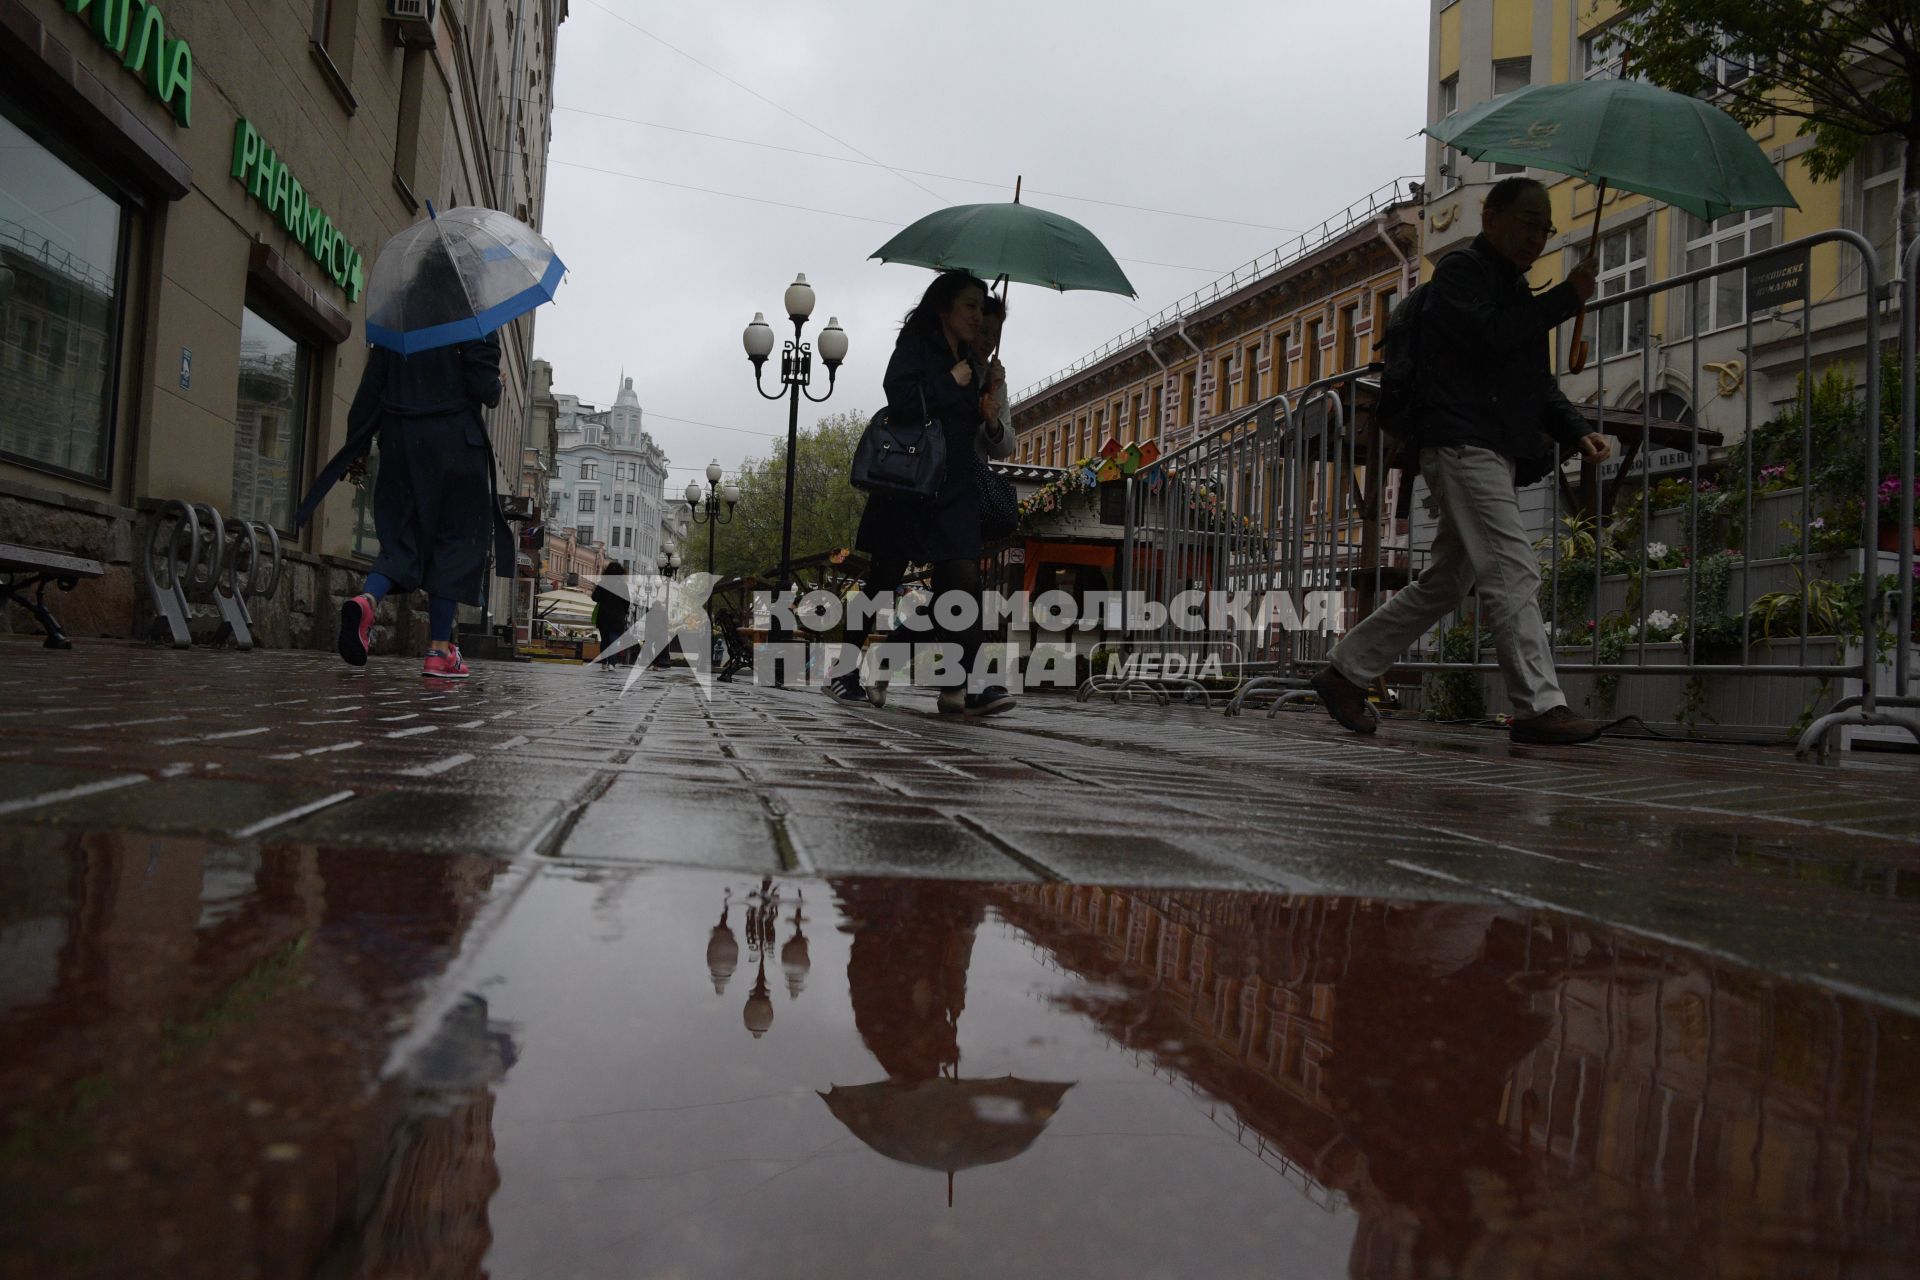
[0,542,105,649]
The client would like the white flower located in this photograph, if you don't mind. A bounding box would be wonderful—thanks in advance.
[1647,609,1678,632]
[1646,541,1670,560]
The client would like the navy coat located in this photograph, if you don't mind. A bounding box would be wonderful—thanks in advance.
[297,336,513,606]
[853,326,984,564]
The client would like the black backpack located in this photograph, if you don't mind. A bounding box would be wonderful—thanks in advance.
[1374,281,1432,439]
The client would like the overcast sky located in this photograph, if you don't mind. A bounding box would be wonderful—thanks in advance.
[532,0,1430,488]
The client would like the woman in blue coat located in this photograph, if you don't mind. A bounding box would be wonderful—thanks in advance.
[296,334,513,679]
[837,271,1014,715]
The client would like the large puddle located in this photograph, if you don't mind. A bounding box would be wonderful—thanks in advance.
[1,835,1915,1277]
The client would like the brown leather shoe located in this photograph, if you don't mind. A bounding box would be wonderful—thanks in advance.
[1311,665,1378,734]
[1510,705,1606,745]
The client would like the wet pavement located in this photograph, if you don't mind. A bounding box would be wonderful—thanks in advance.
[2,640,1919,1277]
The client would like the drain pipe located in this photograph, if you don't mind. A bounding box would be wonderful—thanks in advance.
[1375,212,1414,298]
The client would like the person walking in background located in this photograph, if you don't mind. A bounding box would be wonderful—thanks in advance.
[1312,176,1614,746]
[298,327,513,681]
[591,561,633,667]
[834,271,1014,716]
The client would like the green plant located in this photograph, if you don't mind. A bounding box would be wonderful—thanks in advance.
[1422,622,1488,721]
[1535,513,1598,562]
[1676,674,1716,731]
[1749,570,1845,639]
[1589,620,1631,715]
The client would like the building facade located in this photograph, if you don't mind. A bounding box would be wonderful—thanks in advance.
[1423,0,1905,454]
[0,0,565,651]
[549,375,670,574]
[1011,184,1421,470]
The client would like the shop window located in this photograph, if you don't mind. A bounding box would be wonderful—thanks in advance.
[350,451,380,558]
[0,101,125,484]
[232,307,314,532]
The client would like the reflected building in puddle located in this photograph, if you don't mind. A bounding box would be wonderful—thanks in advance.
[990,885,1920,1277]
[0,831,516,1277]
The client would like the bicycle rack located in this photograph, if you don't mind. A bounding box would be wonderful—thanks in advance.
[142,502,284,650]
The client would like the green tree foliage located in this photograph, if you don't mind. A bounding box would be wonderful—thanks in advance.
[1604,1,1917,255]
[707,410,869,581]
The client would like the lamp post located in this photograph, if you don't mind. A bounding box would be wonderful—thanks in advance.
[685,459,740,576]
[743,275,847,682]
[655,546,679,668]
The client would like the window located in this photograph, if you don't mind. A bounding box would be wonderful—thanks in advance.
[1305,318,1323,383]
[1131,392,1146,443]
[1047,427,1058,464]
[578,490,596,514]
[576,524,594,544]
[1680,208,1774,334]
[1374,289,1399,357]
[394,47,426,195]
[311,0,360,85]
[1245,344,1261,402]
[1697,36,1759,94]
[1579,25,1629,80]
[231,308,313,532]
[626,493,635,516]
[1338,303,1360,371]
[1863,137,1904,280]
[1271,335,1288,392]
[1182,369,1197,426]
[1078,415,1090,459]
[1595,222,1649,359]
[1491,59,1531,173]
[1150,384,1164,437]
[1217,355,1233,412]
[350,452,380,558]
[0,100,125,484]
[1437,75,1462,192]
[580,461,597,480]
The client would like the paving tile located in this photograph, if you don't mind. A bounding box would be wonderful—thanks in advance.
[20,779,351,837]
[557,799,780,869]
[781,813,1038,881]
[269,791,563,857]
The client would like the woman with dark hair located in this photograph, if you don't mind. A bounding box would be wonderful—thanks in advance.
[835,271,1015,715]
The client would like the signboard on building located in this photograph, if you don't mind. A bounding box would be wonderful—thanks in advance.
[1747,246,1810,314]
[230,120,365,301]
[66,0,193,126]
[1598,445,1707,482]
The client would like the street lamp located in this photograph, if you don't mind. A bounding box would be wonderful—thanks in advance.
[743,275,847,682]
[685,459,740,576]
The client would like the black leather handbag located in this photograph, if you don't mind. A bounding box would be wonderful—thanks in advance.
[976,453,1019,541]
[851,388,946,501]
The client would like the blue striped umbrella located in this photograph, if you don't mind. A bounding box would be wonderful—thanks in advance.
[363,203,565,354]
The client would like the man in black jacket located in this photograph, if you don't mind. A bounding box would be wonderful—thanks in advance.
[1313,177,1614,746]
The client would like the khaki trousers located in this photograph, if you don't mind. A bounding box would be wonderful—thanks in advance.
[1328,445,1566,716]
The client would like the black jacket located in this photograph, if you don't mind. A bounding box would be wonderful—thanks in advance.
[1414,236,1588,465]
[853,326,985,563]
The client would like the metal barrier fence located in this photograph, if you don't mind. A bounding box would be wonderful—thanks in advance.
[1070,228,1920,753]
[143,500,283,650]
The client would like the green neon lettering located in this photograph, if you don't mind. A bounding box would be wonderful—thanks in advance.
[160,37,191,126]
[122,0,161,75]
[269,161,291,221]
[231,119,260,182]
[303,202,325,254]
[251,147,275,202]
[346,249,364,303]
[92,0,130,54]
[283,179,303,235]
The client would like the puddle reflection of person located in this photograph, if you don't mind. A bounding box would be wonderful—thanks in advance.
[833,880,983,1080]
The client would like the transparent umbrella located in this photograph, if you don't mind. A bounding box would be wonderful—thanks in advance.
[364,204,565,355]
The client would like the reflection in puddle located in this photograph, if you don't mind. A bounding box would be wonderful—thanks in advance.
[0,833,1913,1278]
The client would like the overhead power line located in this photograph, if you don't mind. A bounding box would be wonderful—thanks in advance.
[547,157,1228,275]
[579,0,946,204]
[551,104,1304,235]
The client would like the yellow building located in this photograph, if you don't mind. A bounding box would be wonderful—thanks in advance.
[1010,183,1420,468]
[1423,0,1905,446]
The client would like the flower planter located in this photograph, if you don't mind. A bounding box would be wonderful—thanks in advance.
[1877,527,1920,553]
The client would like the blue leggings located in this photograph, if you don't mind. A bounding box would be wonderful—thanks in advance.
[364,573,458,643]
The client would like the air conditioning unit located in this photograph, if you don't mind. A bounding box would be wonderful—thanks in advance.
[386,0,437,48]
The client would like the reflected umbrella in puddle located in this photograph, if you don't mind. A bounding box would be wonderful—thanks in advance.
[821,881,1075,1205]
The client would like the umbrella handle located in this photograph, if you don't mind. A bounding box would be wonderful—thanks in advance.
[1566,179,1608,375]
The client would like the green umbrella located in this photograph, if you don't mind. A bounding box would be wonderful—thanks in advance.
[870,179,1137,298]
[1424,77,1796,370]
[1423,78,1797,221]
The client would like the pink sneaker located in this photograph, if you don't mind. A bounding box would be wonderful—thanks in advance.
[338,594,375,667]
[422,647,470,679]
